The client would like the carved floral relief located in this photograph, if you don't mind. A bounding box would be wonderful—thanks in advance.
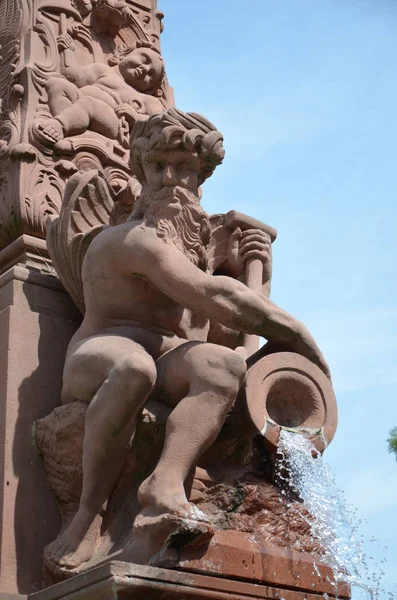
[0,0,171,251]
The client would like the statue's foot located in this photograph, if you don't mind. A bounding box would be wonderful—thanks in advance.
[138,474,208,522]
[32,119,64,146]
[44,507,101,572]
[132,510,215,557]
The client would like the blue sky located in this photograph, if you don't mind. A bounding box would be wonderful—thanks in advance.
[160,1,397,597]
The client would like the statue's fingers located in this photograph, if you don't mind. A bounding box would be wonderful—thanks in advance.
[242,249,270,263]
[239,232,271,248]
[240,229,271,242]
[240,240,270,254]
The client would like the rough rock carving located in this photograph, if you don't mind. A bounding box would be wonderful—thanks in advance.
[36,108,338,582]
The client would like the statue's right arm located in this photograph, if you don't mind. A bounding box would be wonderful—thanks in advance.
[58,34,109,87]
[131,231,330,376]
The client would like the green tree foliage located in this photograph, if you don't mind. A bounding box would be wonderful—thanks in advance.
[387,427,397,459]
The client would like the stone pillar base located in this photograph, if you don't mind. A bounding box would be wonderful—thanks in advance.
[28,561,348,600]
[0,259,80,594]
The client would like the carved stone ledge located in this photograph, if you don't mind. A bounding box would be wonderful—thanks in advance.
[0,235,53,275]
[28,560,349,600]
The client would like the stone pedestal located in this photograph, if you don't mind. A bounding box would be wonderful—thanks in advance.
[0,252,80,594]
[28,560,350,600]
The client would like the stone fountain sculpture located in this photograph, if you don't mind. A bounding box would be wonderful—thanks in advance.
[0,1,344,598]
[35,108,341,594]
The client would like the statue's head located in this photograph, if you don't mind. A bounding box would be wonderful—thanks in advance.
[130,108,225,191]
[129,109,225,270]
[117,41,165,95]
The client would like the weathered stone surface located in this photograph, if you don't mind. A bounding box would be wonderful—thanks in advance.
[35,392,326,585]
[0,0,172,255]
[28,560,350,600]
[0,266,80,594]
[34,103,337,585]
[1,2,342,598]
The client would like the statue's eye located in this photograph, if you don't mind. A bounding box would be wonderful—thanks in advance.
[146,159,163,172]
[177,161,190,171]
[141,54,149,64]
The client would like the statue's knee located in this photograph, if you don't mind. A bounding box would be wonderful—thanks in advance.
[217,348,247,389]
[116,354,157,392]
[199,346,246,393]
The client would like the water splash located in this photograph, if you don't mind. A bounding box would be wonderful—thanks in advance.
[276,430,387,599]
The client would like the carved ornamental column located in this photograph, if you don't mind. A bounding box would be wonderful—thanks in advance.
[0,0,171,270]
[0,1,172,594]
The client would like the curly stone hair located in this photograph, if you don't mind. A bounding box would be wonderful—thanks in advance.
[130,108,225,185]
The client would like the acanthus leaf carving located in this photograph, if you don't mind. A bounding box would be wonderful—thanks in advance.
[0,163,23,249]
[22,164,65,238]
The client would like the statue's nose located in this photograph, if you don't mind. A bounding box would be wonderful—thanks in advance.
[162,165,177,186]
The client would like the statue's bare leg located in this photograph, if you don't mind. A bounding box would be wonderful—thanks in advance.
[45,334,156,569]
[56,96,119,139]
[46,77,79,115]
[138,342,246,520]
[34,97,119,146]
[33,78,79,145]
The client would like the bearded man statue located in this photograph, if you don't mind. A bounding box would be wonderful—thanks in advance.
[44,108,329,573]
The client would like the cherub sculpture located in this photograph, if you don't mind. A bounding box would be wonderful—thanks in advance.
[33,37,165,147]
[44,108,330,574]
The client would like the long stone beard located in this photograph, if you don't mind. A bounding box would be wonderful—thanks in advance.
[129,185,210,271]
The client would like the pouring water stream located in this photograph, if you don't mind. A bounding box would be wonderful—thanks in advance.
[276,430,388,600]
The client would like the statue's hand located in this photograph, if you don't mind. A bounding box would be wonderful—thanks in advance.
[115,101,145,124]
[240,228,271,269]
[115,103,138,120]
[57,33,75,52]
[290,322,332,381]
[224,227,272,280]
[308,347,332,381]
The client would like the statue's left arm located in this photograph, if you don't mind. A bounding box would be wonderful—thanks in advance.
[129,229,330,378]
[57,33,110,87]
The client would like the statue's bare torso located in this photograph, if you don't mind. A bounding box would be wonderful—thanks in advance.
[67,220,210,363]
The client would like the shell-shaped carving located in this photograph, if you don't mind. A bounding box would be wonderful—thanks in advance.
[47,169,113,313]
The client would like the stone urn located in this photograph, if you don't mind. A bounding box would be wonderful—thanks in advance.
[244,349,337,453]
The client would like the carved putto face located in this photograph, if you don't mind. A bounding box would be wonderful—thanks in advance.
[141,148,202,198]
[119,48,164,93]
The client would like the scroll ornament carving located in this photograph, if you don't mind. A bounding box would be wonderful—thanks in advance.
[0,0,23,159]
